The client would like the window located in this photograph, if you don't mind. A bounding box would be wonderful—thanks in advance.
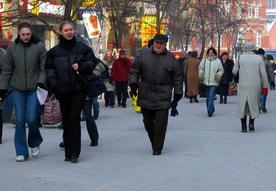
[248,2,252,18]
[256,31,261,47]
[255,3,259,18]
[267,0,276,9]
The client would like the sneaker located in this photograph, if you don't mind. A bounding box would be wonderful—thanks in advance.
[16,155,25,162]
[31,147,40,157]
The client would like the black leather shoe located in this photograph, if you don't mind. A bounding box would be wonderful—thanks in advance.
[71,156,78,163]
[59,142,65,148]
[153,151,161,155]
[93,114,99,120]
[208,113,212,117]
[90,141,98,147]
[64,157,71,161]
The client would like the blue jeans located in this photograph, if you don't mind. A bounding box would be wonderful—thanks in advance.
[92,97,99,116]
[260,93,267,108]
[83,99,99,142]
[206,86,216,114]
[13,90,43,157]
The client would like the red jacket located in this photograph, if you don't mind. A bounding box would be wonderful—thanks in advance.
[111,57,131,82]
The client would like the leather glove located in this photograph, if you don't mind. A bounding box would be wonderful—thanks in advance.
[37,83,46,90]
[129,83,139,96]
[0,89,7,101]
[170,94,182,117]
[263,87,268,95]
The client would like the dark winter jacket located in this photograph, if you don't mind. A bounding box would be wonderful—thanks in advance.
[45,36,97,96]
[219,58,234,85]
[129,48,183,109]
[0,35,47,91]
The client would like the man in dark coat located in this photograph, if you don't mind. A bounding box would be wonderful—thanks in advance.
[129,34,183,155]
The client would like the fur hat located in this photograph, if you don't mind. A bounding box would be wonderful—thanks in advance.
[221,51,228,57]
[119,49,126,56]
[243,41,256,52]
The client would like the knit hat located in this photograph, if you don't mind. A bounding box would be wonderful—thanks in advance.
[243,41,256,51]
[119,49,126,56]
[257,48,265,55]
[221,51,228,57]
[153,34,168,43]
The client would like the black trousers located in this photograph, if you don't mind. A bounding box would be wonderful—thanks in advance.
[58,91,87,158]
[141,108,169,151]
[0,110,2,141]
[115,81,128,106]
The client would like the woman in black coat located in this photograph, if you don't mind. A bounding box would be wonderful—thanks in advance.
[46,21,97,163]
[218,52,234,104]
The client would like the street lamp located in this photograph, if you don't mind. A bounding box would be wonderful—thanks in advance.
[236,36,246,59]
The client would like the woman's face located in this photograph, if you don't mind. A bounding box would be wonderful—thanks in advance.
[222,55,228,60]
[60,24,74,40]
[208,50,215,57]
[18,28,32,43]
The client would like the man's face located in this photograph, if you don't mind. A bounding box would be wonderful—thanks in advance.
[106,52,112,59]
[153,41,166,54]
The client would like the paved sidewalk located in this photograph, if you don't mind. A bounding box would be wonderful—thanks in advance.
[1,90,276,191]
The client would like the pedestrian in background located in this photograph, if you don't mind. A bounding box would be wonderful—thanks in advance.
[266,54,276,90]
[0,47,6,144]
[104,64,115,108]
[178,51,187,97]
[0,22,47,162]
[184,51,200,103]
[111,49,131,108]
[199,47,224,117]
[257,48,274,113]
[129,34,183,155]
[217,52,234,104]
[46,21,97,163]
[232,42,268,133]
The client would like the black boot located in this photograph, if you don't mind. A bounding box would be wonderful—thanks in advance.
[223,96,227,104]
[193,96,199,103]
[241,116,247,133]
[189,97,193,103]
[249,116,255,131]
[219,95,223,104]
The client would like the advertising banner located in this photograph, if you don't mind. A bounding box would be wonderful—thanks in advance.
[82,12,101,39]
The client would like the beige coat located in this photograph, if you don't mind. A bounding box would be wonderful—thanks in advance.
[232,52,268,118]
[184,57,200,96]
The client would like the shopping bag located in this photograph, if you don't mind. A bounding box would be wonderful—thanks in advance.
[132,90,141,113]
[41,95,62,125]
[228,82,237,96]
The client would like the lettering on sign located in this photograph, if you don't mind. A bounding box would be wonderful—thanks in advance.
[0,0,4,13]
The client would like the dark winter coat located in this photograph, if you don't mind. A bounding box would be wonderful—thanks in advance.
[219,58,234,85]
[0,35,47,91]
[45,36,97,96]
[129,48,183,110]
